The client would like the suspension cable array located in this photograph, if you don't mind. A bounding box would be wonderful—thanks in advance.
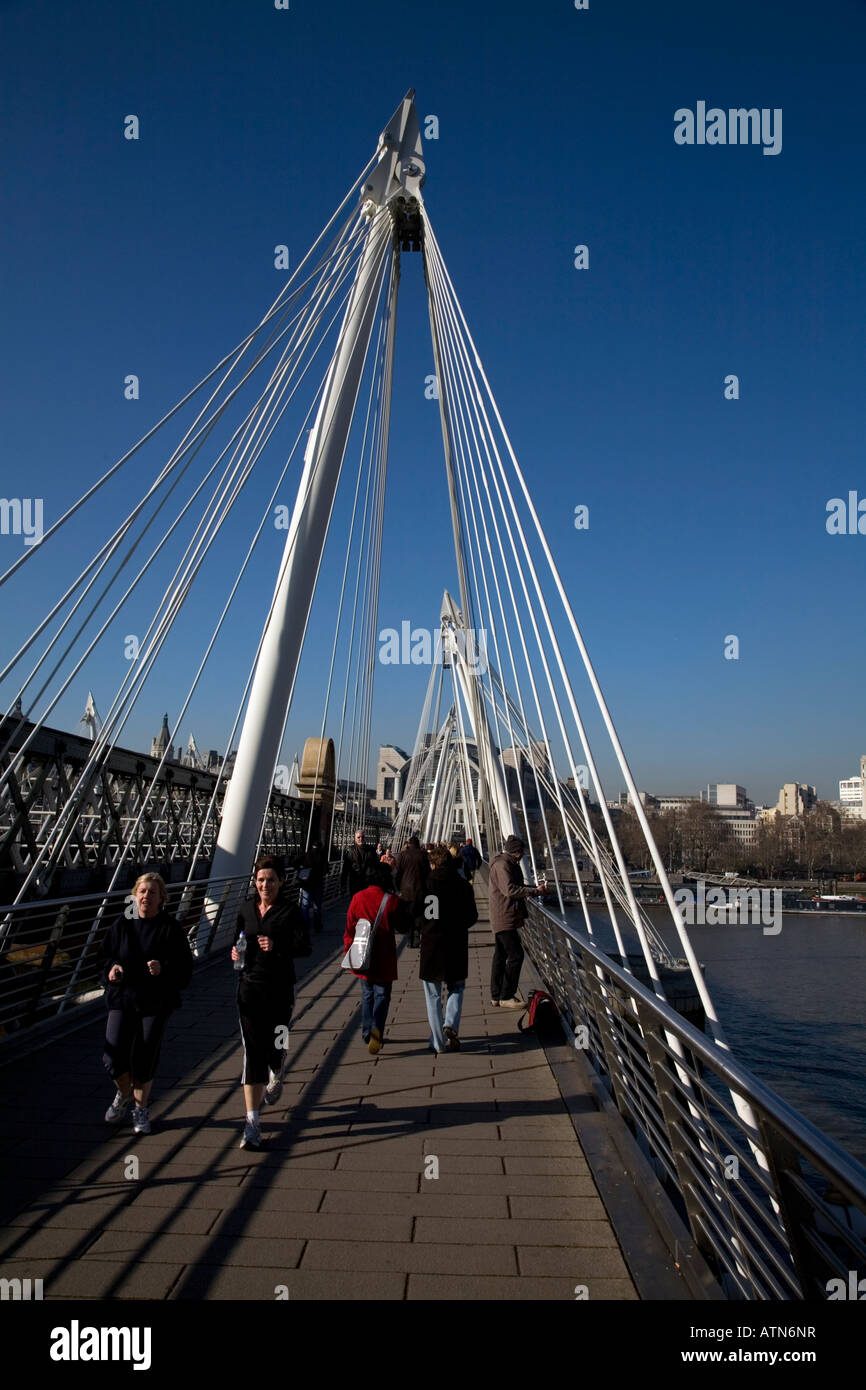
[0,152,400,908]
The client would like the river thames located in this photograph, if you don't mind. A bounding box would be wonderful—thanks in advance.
[567,906,866,1165]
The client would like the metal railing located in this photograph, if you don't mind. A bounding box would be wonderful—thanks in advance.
[522,897,866,1301]
[0,861,344,1039]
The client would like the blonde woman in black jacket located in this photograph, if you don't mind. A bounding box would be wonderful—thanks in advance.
[101,872,193,1135]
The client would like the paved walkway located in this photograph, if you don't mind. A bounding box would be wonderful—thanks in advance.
[0,882,647,1300]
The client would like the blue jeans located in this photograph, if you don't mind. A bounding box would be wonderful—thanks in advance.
[299,887,320,933]
[422,979,465,1052]
[360,980,392,1041]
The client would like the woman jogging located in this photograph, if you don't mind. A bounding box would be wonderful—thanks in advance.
[101,872,193,1135]
[232,855,311,1151]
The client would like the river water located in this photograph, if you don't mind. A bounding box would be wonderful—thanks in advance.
[564,906,866,1167]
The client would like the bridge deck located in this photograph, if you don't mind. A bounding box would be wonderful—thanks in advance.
[0,883,662,1300]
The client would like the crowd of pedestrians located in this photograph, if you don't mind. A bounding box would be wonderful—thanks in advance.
[99,829,544,1146]
[341,830,543,1054]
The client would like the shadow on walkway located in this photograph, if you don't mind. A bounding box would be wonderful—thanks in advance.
[0,884,638,1300]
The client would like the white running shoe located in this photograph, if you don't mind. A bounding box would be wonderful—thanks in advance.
[240,1119,262,1150]
[105,1090,132,1124]
[264,1052,287,1107]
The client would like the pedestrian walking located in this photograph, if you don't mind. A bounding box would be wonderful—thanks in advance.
[488,835,545,1008]
[394,833,428,948]
[232,855,311,1150]
[101,872,193,1134]
[340,829,377,897]
[297,840,326,933]
[419,845,478,1052]
[460,836,482,884]
[343,862,409,1054]
[378,844,397,891]
[448,840,465,876]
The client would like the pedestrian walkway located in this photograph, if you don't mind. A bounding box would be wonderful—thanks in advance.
[0,880,669,1300]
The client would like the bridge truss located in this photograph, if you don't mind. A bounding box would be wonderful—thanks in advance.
[0,716,311,894]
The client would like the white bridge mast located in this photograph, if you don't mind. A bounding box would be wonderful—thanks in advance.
[204,93,425,909]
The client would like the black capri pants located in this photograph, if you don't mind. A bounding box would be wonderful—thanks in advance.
[237,980,293,1086]
[103,1008,169,1084]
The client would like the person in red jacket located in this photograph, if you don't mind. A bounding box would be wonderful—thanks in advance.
[344,863,409,1054]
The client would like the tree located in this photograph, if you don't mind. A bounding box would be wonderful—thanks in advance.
[678,802,728,873]
[756,814,786,879]
[649,810,681,872]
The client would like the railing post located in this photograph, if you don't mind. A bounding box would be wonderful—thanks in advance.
[753,1120,823,1300]
[25,903,69,1024]
[202,879,233,956]
[640,1011,729,1280]
[58,893,118,1013]
[576,947,635,1120]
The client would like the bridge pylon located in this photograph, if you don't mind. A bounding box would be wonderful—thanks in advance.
[200,95,422,930]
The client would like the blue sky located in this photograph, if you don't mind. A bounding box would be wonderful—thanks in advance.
[1,0,865,806]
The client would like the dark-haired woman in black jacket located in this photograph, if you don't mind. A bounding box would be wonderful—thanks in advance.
[419,846,478,1053]
[232,855,311,1150]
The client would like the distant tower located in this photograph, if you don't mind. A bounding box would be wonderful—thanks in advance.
[151,713,174,762]
[185,733,205,769]
[80,691,102,740]
[861,754,866,820]
[288,753,301,797]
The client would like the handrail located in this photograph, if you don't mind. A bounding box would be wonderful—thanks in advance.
[521,896,866,1300]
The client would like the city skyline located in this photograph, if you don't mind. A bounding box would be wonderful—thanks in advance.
[136,709,866,812]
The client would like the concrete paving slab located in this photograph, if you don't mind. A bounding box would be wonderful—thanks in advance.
[320,1189,509,1219]
[300,1239,519,1277]
[406,1274,600,1300]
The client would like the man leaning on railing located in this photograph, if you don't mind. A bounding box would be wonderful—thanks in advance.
[488,834,545,1009]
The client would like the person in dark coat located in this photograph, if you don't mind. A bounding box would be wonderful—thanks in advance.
[377,844,397,891]
[394,833,429,947]
[448,840,466,877]
[488,834,545,1008]
[343,862,410,1054]
[297,840,326,933]
[232,855,311,1150]
[340,830,378,896]
[100,872,193,1135]
[419,845,478,1052]
[460,837,482,884]
[394,834,428,901]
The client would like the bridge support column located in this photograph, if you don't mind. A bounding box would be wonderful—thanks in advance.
[199,95,424,946]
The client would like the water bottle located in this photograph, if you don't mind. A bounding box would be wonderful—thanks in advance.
[233,931,246,972]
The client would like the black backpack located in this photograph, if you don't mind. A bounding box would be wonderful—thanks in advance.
[517,989,564,1042]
